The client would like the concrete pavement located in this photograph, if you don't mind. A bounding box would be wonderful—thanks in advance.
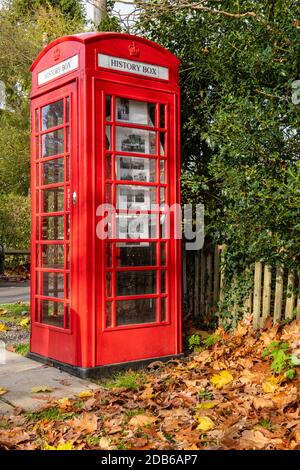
[0,280,30,304]
[0,351,99,414]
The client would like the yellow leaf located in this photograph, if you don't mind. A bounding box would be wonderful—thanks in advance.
[0,309,8,316]
[44,442,74,450]
[20,318,30,328]
[211,370,233,389]
[0,324,8,332]
[0,387,8,396]
[77,390,94,398]
[262,376,280,394]
[196,401,215,410]
[31,385,53,393]
[196,416,214,432]
[57,397,72,409]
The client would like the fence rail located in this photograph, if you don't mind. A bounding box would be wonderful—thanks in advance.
[183,242,300,328]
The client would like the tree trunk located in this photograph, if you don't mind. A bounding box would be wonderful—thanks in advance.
[92,0,108,27]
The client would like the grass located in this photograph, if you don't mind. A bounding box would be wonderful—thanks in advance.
[258,418,274,431]
[104,370,147,391]
[26,406,77,422]
[13,343,29,356]
[0,302,30,323]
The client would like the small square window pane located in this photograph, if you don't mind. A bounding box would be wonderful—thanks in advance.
[116,127,156,155]
[117,214,157,240]
[161,298,166,322]
[116,98,155,126]
[42,100,64,130]
[117,270,156,296]
[106,271,112,297]
[117,185,156,210]
[42,272,64,298]
[42,216,64,240]
[161,270,166,293]
[116,242,156,266]
[42,129,64,157]
[116,156,156,183]
[41,244,64,269]
[116,298,157,326]
[106,96,112,121]
[42,159,64,185]
[42,187,64,213]
[106,302,112,328]
[106,126,111,150]
[41,300,64,327]
[160,104,165,128]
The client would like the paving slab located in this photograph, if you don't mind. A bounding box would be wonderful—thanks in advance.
[0,351,99,413]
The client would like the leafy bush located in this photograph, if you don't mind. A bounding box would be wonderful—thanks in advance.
[0,193,30,249]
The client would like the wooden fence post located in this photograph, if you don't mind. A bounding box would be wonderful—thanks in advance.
[262,265,272,326]
[274,266,284,324]
[213,245,220,306]
[285,271,295,320]
[253,262,262,329]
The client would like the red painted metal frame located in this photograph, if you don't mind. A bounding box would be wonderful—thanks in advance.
[30,33,181,368]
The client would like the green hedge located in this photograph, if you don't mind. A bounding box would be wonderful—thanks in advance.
[0,193,30,249]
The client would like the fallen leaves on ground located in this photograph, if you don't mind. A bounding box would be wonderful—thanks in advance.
[2,319,300,450]
[31,386,53,394]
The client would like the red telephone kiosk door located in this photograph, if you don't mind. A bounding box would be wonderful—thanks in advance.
[96,81,180,365]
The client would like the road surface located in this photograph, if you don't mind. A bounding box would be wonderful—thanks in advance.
[0,280,30,304]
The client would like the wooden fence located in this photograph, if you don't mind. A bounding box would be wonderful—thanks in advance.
[182,242,300,328]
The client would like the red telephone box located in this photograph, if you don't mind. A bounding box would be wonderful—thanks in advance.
[29,32,181,377]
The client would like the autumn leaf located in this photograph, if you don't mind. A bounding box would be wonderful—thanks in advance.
[99,437,111,450]
[211,370,233,389]
[57,397,72,410]
[0,429,30,447]
[31,386,53,393]
[77,390,94,399]
[128,414,156,429]
[0,324,8,332]
[44,442,74,450]
[0,309,8,316]
[20,318,30,328]
[253,397,274,410]
[196,416,214,432]
[0,387,8,396]
[68,412,98,433]
[196,401,215,410]
[262,376,280,394]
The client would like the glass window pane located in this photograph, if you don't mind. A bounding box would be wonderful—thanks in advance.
[117,185,156,210]
[160,133,165,156]
[116,242,156,267]
[42,129,64,157]
[105,243,112,267]
[117,270,156,296]
[106,155,112,179]
[42,187,64,213]
[117,214,157,239]
[160,104,165,128]
[106,302,112,328]
[116,298,156,326]
[41,244,64,269]
[42,216,64,240]
[42,159,64,185]
[35,109,39,132]
[42,272,64,298]
[65,305,70,329]
[35,137,39,159]
[160,243,166,265]
[116,98,155,126]
[116,156,156,183]
[106,272,112,297]
[161,270,166,293]
[41,300,64,327]
[106,96,112,121]
[42,100,64,130]
[106,126,111,150]
[161,298,166,322]
[116,127,156,155]
[160,160,165,183]
[105,184,112,204]
[66,97,70,123]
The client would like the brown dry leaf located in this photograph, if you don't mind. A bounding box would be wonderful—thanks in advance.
[0,387,8,396]
[0,428,30,448]
[253,397,274,410]
[281,321,300,342]
[239,429,282,450]
[99,437,111,450]
[57,397,72,410]
[128,414,156,429]
[140,386,155,400]
[67,412,98,433]
[272,388,298,409]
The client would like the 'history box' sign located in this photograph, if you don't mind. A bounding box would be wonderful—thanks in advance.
[98,54,169,80]
[38,55,79,85]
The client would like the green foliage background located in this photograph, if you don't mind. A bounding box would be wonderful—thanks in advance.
[137,0,300,272]
[0,0,85,248]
